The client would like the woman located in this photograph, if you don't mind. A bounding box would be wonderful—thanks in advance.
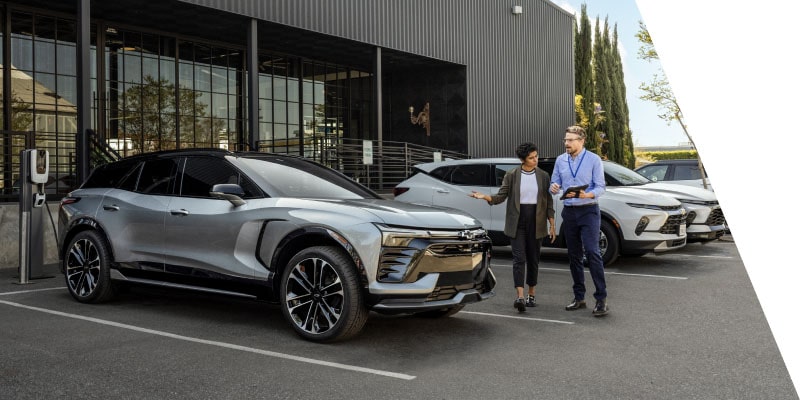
[470,142,556,312]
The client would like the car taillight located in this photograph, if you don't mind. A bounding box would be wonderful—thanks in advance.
[392,187,410,197]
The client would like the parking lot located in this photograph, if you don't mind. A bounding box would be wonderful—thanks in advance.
[1,237,797,400]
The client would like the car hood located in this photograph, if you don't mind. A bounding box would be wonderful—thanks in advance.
[638,182,717,201]
[605,187,682,206]
[291,198,483,230]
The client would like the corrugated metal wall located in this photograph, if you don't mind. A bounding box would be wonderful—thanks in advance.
[180,0,574,158]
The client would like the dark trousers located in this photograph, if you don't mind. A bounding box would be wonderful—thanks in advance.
[562,204,607,301]
[510,204,542,288]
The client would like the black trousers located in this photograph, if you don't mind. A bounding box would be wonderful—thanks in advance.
[510,204,543,288]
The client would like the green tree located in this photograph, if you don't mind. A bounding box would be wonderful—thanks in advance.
[636,21,709,188]
[592,17,613,159]
[118,75,222,153]
[574,4,595,149]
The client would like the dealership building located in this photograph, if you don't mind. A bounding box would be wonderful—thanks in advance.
[0,0,574,198]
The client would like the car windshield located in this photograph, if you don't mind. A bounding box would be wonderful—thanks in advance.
[603,161,651,186]
[237,155,380,199]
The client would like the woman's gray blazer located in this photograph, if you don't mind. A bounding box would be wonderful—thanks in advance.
[489,167,555,239]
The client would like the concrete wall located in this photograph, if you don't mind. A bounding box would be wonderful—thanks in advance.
[0,203,60,269]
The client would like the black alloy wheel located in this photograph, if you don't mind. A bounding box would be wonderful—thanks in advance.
[64,230,117,303]
[280,246,368,342]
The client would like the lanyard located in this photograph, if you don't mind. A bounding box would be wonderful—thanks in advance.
[568,150,586,178]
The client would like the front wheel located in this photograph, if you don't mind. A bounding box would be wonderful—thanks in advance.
[599,219,620,266]
[63,230,117,303]
[280,246,368,342]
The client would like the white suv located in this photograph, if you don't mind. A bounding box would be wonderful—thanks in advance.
[604,161,726,242]
[393,158,688,265]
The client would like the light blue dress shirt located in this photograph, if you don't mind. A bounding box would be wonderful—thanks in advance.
[551,148,606,206]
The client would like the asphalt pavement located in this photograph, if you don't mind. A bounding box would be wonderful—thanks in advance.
[1,237,797,399]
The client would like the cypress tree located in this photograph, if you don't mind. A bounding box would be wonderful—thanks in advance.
[574,5,595,150]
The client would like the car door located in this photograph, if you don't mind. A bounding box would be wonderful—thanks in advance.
[430,163,492,228]
[163,155,264,279]
[100,157,179,272]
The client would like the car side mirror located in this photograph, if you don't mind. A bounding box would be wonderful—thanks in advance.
[210,183,246,207]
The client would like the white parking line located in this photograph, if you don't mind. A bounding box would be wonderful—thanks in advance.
[491,263,688,280]
[0,287,66,296]
[0,299,416,381]
[461,310,574,325]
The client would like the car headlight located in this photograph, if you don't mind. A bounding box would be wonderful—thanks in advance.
[677,199,710,206]
[626,203,663,210]
[375,224,431,247]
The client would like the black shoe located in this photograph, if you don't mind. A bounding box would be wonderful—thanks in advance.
[593,300,609,317]
[514,298,526,312]
[525,295,537,308]
[565,298,586,311]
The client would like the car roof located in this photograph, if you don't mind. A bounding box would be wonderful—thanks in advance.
[638,159,700,165]
[414,157,558,172]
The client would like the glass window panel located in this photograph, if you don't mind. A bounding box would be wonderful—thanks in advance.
[211,66,228,92]
[287,78,299,102]
[196,91,211,116]
[56,75,77,106]
[194,65,211,92]
[34,39,56,73]
[160,58,175,83]
[212,92,227,118]
[142,56,158,80]
[259,99,271,122]
[259,122,272,141]
[141,33,159,56]
[123,53,141,83]
[179,61,193,88]
[273,77,286,101]
[289,124,300,139]
[287,102,299,125]
[56,18,77,43]
[35,72,57,98]
[303,79,314,104]
[274,101,286,123]
[258,74,272,98]
[177,87,195,115]
[274,123,287,140]
[160,37,175,58]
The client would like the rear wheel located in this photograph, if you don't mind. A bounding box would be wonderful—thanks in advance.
[64,230,117,303]
[280,246,368,342]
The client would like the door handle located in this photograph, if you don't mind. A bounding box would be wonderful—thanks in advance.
[170,209,189,216]
[102,205,119,211]
[435,188,450,194]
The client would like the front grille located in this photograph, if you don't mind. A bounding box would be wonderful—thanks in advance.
[658,205,683,211]
[705,208,726,226]
[659,214,688,235]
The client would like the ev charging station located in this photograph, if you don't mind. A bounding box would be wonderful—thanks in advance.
[18,149,53,284]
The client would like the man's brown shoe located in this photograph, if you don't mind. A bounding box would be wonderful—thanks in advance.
[565,298,586,311]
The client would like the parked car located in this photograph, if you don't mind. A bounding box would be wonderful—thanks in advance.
[635,159,713,191]
[58,149,496,343]
[604,160,726,242]
[393,157,688,266]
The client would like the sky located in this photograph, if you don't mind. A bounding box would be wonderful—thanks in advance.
[553,0,687,148]
[607,0,800,394]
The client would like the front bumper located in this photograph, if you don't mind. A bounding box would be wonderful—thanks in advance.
[366,228,496,312]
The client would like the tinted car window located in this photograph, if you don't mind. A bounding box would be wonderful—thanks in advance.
[637,164,668,181]
[238,155,380,199]
[448,164,490,186]
[674,164,701,180]
[82,159,140,189]
[180,156,260,199]
[136,158,180,195]
[604,161,650,186]
[430,166,453,181]
[493,164,518,186]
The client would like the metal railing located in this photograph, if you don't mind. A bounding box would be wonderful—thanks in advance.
[258,137,470,192]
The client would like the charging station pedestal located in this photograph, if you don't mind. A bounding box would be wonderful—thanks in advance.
[18,149,54,284]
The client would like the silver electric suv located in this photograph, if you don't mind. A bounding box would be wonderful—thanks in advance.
[58,149,495,342]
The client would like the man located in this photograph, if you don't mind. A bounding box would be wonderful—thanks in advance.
[549,126,609,317]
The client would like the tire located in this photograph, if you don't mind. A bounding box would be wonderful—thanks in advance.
[280,246,368,343]
[63,230,117,303]
[599,219,620,266]
[415,304,465,318]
